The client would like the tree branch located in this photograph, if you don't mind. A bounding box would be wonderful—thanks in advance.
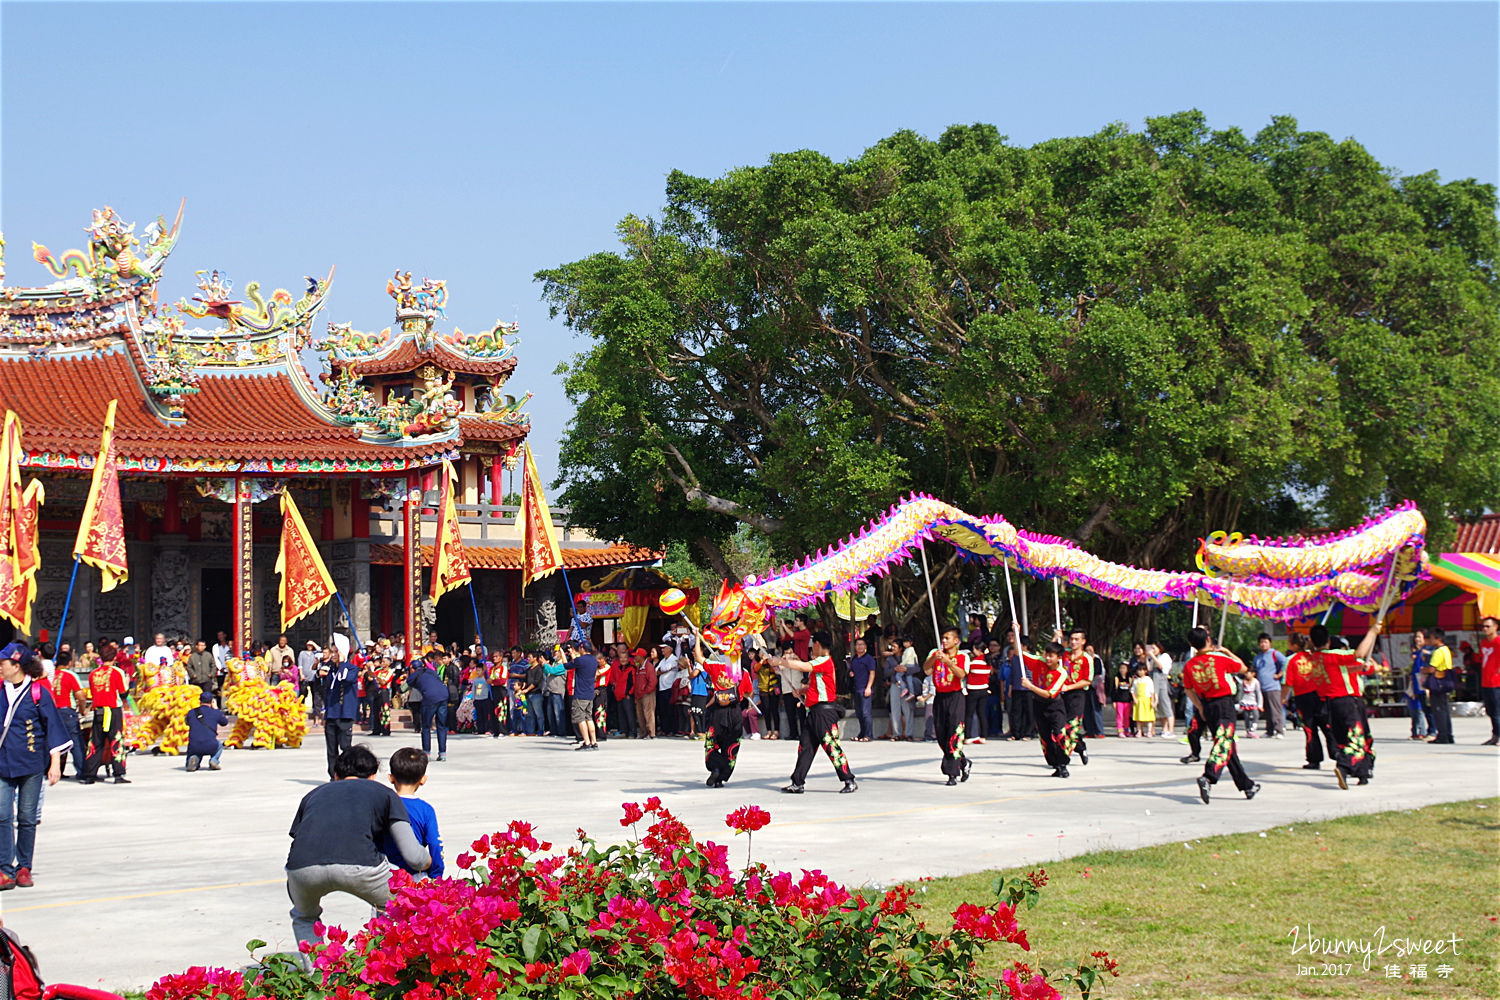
[659,441,785,533]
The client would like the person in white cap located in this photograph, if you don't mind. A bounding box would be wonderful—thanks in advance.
[319,635,359,781]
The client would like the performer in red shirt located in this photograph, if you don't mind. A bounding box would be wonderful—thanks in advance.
[1309,621,1380,788]
[775,631,856,794]
[693,640,746,788]
[924,626,972,785]
[1181,627,1259,804]
[1479,616,1499,746]
[1282,632,1335,770]
[1060,629,1093,766]
[84,652,132,784]
[1018,639,1071,777]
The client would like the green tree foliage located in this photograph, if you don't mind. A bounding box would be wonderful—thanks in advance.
[538,111,1500,642]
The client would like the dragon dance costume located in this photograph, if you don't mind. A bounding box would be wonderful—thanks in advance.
[223,657,307,749]
[124,656,200,756]
[703,656,747,787]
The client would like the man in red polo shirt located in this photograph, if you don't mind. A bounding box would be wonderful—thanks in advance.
[924,626,971,786]
[775,631,856,794]
[1479,616,1499,746]
[1309,621,1380,789]
[1018,637,1071,778]
[1181,627,1259,804]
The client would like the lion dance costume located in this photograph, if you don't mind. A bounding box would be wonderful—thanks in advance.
[124,654,201,756]
[223,656,307,749]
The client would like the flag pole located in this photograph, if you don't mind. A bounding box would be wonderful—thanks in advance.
[334,592,363,652]
[54,555,80,646]
[468,581,484,651]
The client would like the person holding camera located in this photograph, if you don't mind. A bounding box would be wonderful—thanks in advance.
[320,636,359,780]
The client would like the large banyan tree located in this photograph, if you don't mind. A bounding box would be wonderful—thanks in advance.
[537,111,1500,643]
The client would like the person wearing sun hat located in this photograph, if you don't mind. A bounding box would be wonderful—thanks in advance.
[0,642,73,890]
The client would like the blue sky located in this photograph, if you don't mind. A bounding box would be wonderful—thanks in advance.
[3,2,1496,488]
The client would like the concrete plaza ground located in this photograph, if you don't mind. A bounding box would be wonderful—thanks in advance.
[4,715,1496,991]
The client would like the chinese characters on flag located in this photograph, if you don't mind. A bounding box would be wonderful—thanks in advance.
[275,490,337,632]
[73,399,129,593]
[0,411,44,632]
[430,459,472,602]
[519,443,563,588]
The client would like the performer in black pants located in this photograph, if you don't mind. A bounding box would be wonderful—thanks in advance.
[1284,633,1334,769]
[1061,630,1093,765]
[1309,621,1382,788]
[925,627,971,786]
[699,645,746,787]
[1181,628,1258,803]
[1018,641,1071,777]
[774,632,856,794]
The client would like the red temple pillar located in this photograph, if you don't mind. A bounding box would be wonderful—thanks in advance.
[232,477,253,656]
[163,481,183,534]
[403,471,419,649]
[488,458,503,507]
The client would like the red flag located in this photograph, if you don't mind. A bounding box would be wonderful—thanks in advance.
[74,399,129,593]
[430,459,472,602]
[275,490,336,631]
[519,443,563,588]
[0,412,44,631]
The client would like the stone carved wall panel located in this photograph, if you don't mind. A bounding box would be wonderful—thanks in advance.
[151,549,192,638]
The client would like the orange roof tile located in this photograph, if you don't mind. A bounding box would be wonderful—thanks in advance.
[340,339,519,378]
[370,541,658,571]
[1455,514,1500,554]
[457,415,529,443]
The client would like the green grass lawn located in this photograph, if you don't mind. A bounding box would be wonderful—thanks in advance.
[916,798,1500,999]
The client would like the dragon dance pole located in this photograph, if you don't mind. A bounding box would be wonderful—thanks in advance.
[1020,581,1028,636]
[1217,583,1231,648]
[1052,577,1062,636]
[918,541,942,649]
[1003,561,1022,651]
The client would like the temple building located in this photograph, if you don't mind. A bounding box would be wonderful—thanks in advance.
[0,205,651,653]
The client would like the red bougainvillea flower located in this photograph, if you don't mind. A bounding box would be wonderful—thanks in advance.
[951,902,1030,950]
[725,805,771,834]
[1003,966,1063,1000]
[621,801,645,826]
[145,966,248,1000]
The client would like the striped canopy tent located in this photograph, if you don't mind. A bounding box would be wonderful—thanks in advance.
[1425,553,1500,618]
[1292,576,1481,636]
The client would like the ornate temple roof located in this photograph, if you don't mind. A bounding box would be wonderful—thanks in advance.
[1,348,455,473]
[332,333,520,379]
[0,207,466,475]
